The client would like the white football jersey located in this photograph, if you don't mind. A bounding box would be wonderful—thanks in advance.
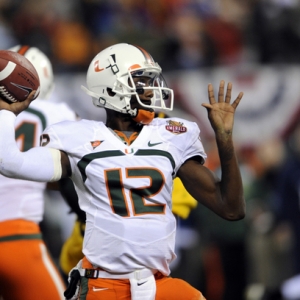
[0,100,77,223]
[42,117,206,275]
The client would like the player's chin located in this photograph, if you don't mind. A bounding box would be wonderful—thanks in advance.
[131,95,152,107]
[138,100,153,110]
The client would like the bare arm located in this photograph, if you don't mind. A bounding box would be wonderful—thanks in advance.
[178,81,245,221]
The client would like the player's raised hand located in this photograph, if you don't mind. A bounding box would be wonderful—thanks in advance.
[202,80,243,136]
[0,90,37,116]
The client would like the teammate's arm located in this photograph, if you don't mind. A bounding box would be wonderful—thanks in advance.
[177,81,245,221]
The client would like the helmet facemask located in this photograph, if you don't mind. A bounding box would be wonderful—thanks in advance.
[128,68,173,112]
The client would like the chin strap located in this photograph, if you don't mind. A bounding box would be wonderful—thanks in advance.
[132,109,155,125]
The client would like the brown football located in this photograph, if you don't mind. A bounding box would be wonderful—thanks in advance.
[0,50,40,103]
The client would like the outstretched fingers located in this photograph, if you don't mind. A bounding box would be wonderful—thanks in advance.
[205,80,243,110]
[208,80,232,103]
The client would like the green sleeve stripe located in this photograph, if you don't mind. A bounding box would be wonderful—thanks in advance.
[78,150,125,182]
[0,233,42,242]
[78,149,176,182]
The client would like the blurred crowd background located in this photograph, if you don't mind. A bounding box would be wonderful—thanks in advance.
[2,0,300,299]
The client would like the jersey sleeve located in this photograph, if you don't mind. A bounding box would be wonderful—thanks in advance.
[155,117,207,175]
[171,119,207,167]
[182,124,207,165]
[41,124,65,150]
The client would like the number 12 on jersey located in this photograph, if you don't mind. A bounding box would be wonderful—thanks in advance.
[105,167,166,217]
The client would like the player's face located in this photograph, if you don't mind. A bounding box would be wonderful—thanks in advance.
[130,76,154,110]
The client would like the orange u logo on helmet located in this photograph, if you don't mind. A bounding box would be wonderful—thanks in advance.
[94,60,104,72]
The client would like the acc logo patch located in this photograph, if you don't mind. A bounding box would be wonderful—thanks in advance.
[165,120,187,134]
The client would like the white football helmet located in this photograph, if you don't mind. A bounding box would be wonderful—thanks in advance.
[81,43,174,124]
[9,45,54,100]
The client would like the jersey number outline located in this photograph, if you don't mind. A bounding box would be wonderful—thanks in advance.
[15,121,38,151]
[105,167,166,217]
[15,108,47,151]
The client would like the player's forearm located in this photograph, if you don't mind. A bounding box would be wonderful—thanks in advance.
[216,133,245,220]
[0,110,62,182]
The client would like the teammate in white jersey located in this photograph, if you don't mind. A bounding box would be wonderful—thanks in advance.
[0,43,245,300]
[0,45,77,300]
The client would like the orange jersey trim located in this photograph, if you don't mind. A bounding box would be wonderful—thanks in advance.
[0,219,40,238]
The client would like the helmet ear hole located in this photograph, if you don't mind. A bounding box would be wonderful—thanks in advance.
[107,88,116,96]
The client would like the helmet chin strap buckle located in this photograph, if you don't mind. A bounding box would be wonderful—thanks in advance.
[132,109,155,125]
[99,97,106,106]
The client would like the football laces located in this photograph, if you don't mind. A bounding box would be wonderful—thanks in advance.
[0,86,17,102]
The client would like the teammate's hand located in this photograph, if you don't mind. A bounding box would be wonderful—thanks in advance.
[202,80,243,137]
[0,90,37,116]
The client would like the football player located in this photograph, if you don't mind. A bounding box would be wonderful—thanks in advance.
[58,111,198,280]
[0,43,245,300]
[0,46,77,300]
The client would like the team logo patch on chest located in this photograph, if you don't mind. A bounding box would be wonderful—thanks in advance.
[165,120,187,134]
[124,148,135,154]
